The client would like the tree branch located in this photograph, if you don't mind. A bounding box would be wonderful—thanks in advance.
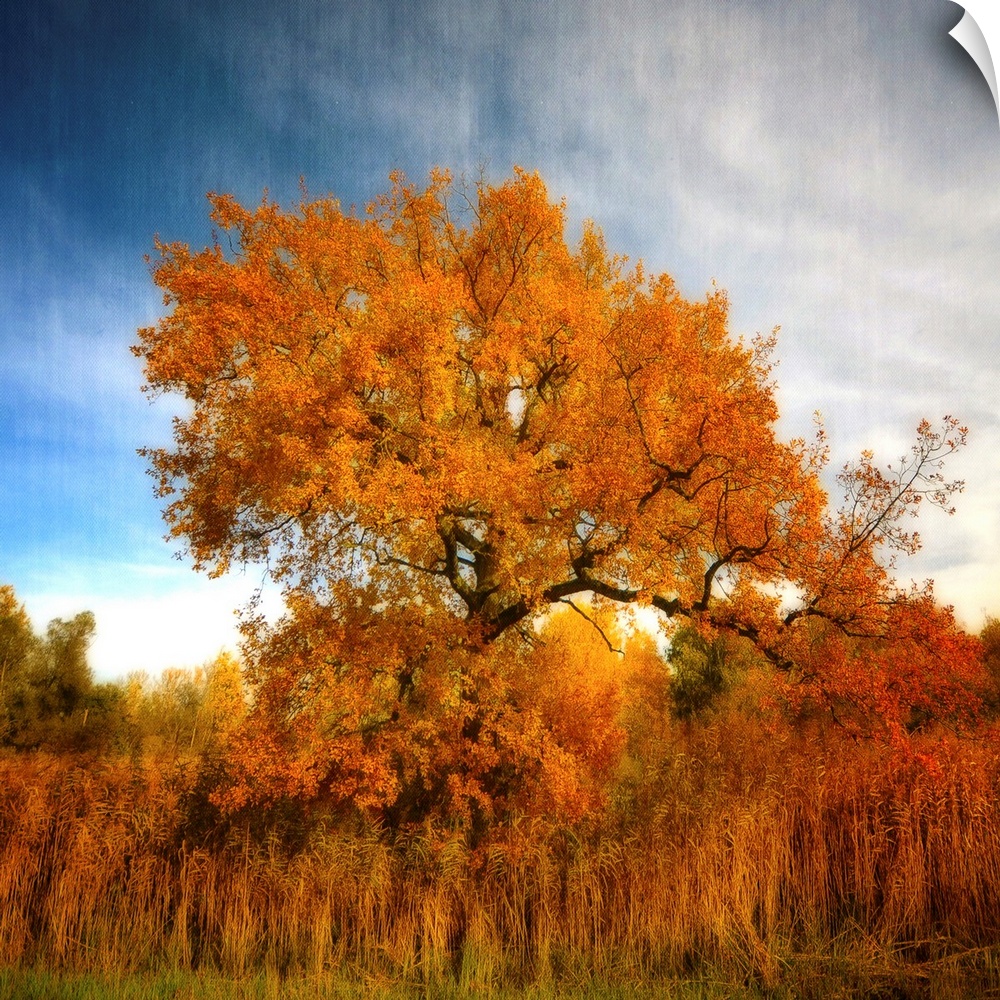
[557,599,624,655]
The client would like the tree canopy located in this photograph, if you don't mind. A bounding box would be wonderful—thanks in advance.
[134,168,983,819]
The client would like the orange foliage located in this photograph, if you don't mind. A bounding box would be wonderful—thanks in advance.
[134,168,985,822]
[221,595,625,824]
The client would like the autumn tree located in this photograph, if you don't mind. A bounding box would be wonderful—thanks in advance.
[118,655,248,756]
[616,629,673,768]
[499,603,627,818]
[200,651,247,747]
[972,616,1000,715]
[134,168,982,821]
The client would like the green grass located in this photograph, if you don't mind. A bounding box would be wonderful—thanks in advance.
[0,967,823,1000]
[5,964,1000,1000]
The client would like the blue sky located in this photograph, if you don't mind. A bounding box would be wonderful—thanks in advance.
[3,0,999,680]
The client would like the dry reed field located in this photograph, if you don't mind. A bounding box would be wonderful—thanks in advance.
[4,717,1000,998]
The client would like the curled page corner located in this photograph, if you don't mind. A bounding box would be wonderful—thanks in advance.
[949,3,1000,127]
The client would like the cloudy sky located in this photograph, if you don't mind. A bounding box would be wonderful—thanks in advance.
[2,0,998,680]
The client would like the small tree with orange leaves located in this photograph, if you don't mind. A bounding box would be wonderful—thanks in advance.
[135,168,982,825]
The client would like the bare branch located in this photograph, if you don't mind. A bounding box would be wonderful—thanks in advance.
[557,598,624,655]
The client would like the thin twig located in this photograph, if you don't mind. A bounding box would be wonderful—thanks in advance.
[558,598,624,655]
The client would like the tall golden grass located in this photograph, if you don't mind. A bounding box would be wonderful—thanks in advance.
[3,719,1000,993]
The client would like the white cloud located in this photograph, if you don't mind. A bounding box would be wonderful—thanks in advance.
[20,564,286,682]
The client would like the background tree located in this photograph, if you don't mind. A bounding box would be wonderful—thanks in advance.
[0,585,39,742]
[134,168,982,821]
[31,612,96,720]
[667,626,730,721]
[0,589,104,750]
[503,603,627,818]
[124,656,244,756]
[616,629,672,769]
[199,651,247,748]
[17,611,97,749]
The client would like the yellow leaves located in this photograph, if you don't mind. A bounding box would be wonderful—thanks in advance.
[202,651,247,744]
